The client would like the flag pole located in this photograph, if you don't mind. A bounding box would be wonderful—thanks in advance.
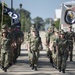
[1,1,4,30]
[11,0,13,25]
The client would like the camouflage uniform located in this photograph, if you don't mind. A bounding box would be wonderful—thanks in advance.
[10,25,18,64]
[27,26,35,64]
[27,31,32,63]
[49,28,59,68]
[8,26,16,65]
[67,26,75,61]
[36,28,43,57]
[45,27,52,57]
[1,25,13,67]
[56,31,67,73]
[16,28,24,56]
[0,29,12,72]
[28,28,39,71]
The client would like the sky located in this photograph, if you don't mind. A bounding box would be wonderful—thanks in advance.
[1,0,73,19]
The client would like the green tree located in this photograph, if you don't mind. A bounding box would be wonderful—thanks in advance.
[33,16,45,30]
[15,8,31,32]
[0,3,2,27]
[0,2,11,30]
[45,18,50,24]
[3,15,11,26]
[45,18,54,24]
[54,19,60,29]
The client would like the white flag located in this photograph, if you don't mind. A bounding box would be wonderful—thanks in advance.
[60,4,69,25]
[60,4,75,25]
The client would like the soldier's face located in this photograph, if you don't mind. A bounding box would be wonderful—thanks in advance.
[55,32,59,35]
[68,28,72,31]
[60,34,64,38]
[48,29,51,32]
[2,32,6,37]
[32,31,36,37]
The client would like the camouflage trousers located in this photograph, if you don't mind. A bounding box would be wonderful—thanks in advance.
[30,51,39,66]
[1,51,10,68]
[17,43,21,56]
[68,45,73,61]
[46,45,50,57]
[13,47,18,63]
[57,54,67,70]
[28,50,32,63]
[52,52,57,68]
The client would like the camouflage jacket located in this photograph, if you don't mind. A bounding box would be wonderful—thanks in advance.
[30,36,39,51]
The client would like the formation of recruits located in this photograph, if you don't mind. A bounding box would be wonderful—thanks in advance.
[0,24,24,72]
[45,24,75,73]
[27,23,75,73]
[0,23,74,73]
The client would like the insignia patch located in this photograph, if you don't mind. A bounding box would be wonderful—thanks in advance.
[64,9,75,24]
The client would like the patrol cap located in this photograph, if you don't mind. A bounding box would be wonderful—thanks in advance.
[51,26,54,29]
[2,24,8,29]
[47,27,51,30]
[59,29,64,33]
[60,31,64,35]
[31,28,36,32]
[31,24,35,27]
[8,26,12,30]
[54,28,59,32]
[69,26,72,29]
[30,24,35,29]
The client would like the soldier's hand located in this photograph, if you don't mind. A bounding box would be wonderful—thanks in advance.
[30,50,32,53]
[44,43,47,46]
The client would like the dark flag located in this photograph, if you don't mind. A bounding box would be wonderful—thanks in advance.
[3,6,21,29]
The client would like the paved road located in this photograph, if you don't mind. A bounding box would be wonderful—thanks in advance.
[0,31,75,75]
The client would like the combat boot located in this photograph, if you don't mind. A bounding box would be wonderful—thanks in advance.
[59,68,61,72]
[70,59,73,62]
[1,66,4,70]
[30,64,32,67]
[58,67,61,72]
[8,63,13,67]
[31,64,34,70]
[62,69,65,73]
[3,67,7,72]
[34,66,37,71]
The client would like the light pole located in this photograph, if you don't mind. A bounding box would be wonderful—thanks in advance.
[19,3,22,30]
[19,4,22,21]
[11,0,13,9]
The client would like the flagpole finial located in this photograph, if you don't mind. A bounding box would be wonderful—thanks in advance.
[0,0,1,4]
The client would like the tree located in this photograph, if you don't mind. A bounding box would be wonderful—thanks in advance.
[45,18,50,24]
[45,18,54,25]
[0,2,11,30]
[15,8,31,32]
[33,16,45,30]
[0,3,2,27]
[54,19,60,29]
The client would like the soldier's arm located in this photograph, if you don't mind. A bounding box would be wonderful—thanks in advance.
[56,39,59,52]
[45,33,49,45]
[73,32,75,43]
[27,37,31,51]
